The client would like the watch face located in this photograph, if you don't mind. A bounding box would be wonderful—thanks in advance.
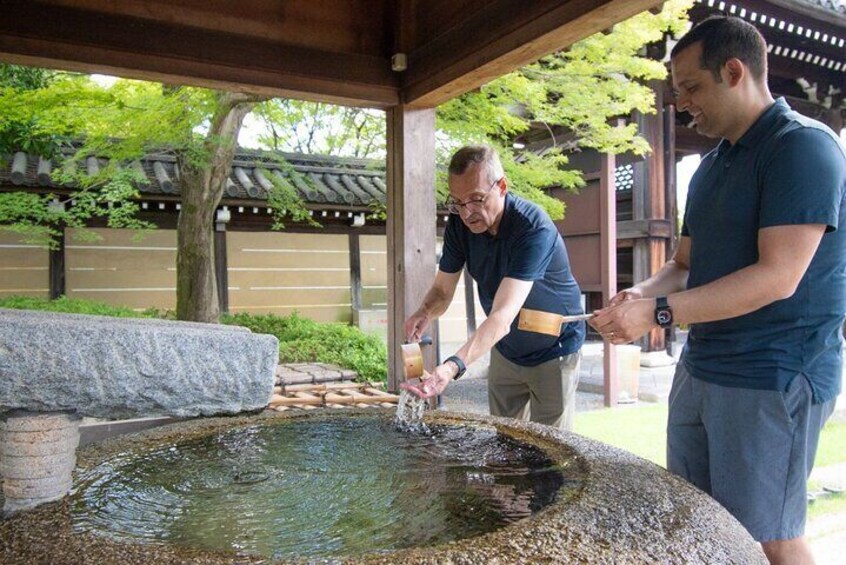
[657,309,672,325]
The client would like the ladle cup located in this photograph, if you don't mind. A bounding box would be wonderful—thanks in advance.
[400,335,433,381]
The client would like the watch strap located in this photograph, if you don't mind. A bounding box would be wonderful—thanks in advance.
[444,355,467,380]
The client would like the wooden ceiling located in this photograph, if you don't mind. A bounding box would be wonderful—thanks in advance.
[0,0,664,108]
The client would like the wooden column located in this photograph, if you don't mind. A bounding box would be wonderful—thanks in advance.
[823,94,844,135]
[664,103,678,255]
[48,225,65,299]
[600,152,618,407]
[386,106,437,392]
[663,103,679,350]
[632,81,668,352]
[463,267,477,338]
[214,212,229,314]
[349,232,363,313]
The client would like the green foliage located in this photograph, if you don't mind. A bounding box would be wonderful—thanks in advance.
[0,295,155,318]
[435,0,693,219]
[0,75,207,243]
[222,312,388,383]
[245,2,693,221]
[0,75,320,245]
[253,99,385,158]
[0,65,54,90]
[0,192,67,247]
[0,64,65,157]
[255,160,319,230]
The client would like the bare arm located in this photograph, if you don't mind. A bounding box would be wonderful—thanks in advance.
[452,277,534,367]
[401,276,533,399]
[592,224,826,342]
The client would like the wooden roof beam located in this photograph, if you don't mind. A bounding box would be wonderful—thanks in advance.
[0,0,400,108]
[400,0,665,107]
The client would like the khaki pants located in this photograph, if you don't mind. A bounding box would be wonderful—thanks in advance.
[488,348,581,431]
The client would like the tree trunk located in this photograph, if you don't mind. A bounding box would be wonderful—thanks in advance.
[176,92,263,322]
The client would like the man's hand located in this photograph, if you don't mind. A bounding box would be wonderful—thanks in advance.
[608,287,642,307]
[400,363,453,399]
[589,297,657,344]
[404,310,431,343]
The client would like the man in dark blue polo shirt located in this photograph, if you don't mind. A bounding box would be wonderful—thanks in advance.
[591,16,845,564]
[401,144,585,430]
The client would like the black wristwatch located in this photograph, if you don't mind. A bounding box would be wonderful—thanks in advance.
[444,355,467,380]
[655,296,673,328]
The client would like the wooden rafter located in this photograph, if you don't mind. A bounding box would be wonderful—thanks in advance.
[401,0,665,107]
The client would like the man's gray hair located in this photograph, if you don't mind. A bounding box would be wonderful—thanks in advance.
[448,145,505,184]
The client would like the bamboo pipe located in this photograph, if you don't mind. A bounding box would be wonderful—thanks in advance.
[325,392,399,404]
[336,389,370,408]
[281,381,385,393]
[364,388,393,397]
[268,392,399,407]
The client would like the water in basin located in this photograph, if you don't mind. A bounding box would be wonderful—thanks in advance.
[68,415,575,560]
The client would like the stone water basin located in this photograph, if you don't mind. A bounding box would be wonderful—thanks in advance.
[0,409,766,564]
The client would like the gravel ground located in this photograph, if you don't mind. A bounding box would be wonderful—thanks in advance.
[441,372,608,415]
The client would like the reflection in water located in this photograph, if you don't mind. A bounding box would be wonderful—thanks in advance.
[70,416,576,560]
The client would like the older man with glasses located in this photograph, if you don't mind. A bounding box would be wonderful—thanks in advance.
[402,144,586,430]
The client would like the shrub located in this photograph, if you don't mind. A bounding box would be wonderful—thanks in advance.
[222,312,387,383]
[0,295,156,318]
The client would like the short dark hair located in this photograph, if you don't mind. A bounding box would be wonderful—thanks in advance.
[447,144,504,183]
[671,15,767,82]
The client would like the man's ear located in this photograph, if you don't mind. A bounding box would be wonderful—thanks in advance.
[499,177,508,194]
[723,58,745,87]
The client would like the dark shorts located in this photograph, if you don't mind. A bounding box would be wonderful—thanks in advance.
[667,361,835,542]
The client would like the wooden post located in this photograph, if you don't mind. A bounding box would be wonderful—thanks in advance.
[48,225,65,300]
[663,102,678,351]
[386,106,437,392]
[349,232,362,313]
[214,211,229,314]
[633,84,667,352]
[463,267,477,337]
[664,103,678,255]
[600,152,618,407]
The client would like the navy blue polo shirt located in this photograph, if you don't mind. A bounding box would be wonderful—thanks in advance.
[440,193,585,366]
[681,98,846,403]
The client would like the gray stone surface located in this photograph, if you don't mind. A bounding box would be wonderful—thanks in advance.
[0,309,278,419]
[0,410,767,564]
[1,412,80,513]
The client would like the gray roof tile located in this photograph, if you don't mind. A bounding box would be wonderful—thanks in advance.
[1,149,387,209]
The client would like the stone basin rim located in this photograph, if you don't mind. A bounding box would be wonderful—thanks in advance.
[0,408,767,565]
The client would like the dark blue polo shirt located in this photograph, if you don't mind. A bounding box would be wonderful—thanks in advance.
[681,98,846,403]
[440,193,585,366]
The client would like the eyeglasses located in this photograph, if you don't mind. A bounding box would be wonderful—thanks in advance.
[446,177,502,215]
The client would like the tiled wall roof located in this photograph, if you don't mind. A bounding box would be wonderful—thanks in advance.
[802,0,845,15]
[0,149,387,209]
